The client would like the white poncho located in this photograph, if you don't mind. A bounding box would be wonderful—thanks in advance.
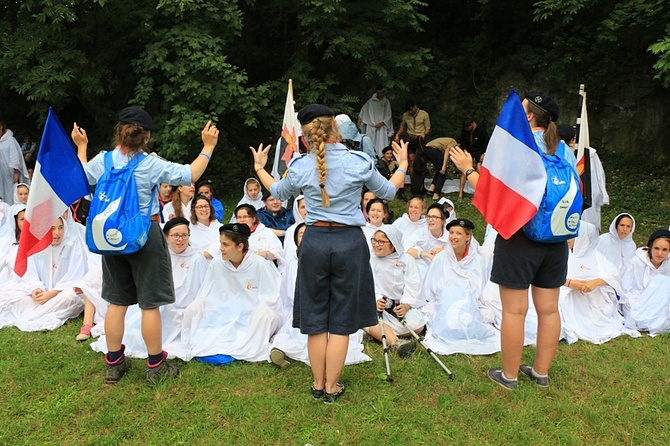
[181,252,282,362]
[596,213,637,275]
[422,237,501,355]
[559,222,640,344]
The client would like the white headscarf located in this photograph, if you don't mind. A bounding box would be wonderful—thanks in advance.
[596,213,636,274]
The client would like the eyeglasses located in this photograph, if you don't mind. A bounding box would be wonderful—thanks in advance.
[194,205,209,210]
[426,215,444,221]
[169,234,189,240]
[370,238,390,246]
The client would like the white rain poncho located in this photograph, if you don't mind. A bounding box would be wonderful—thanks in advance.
[391,212,426,244]
[189,219,222,258]
[0,129,30,205]
[559,221,640,344]
[7,218,88,331]
[403,224,450,278]
[596,213,636,275]
[370,225,426,335]
[92,245,209,359]
[422,236,501,355]
[268,248,371,365]
[181,252,282,362]
[230,178,264,223]
[248,222,285,267]
[623,245,670,334]
[0,204,25,287]
[282,195,305,263]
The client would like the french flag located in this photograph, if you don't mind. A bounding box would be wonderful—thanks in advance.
[472,91,546,240]
[15,108,90,276]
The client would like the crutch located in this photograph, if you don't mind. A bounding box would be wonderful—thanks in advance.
[402,319,455,379]
[378,312,394,383]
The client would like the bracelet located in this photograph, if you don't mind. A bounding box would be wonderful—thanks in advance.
[264,251,269,260]
[465,168,476,178]
[418,251,423,259]
[397,168,408,175]
[567,279,572,287]
[255,167,264,173]
[199,152,211,161]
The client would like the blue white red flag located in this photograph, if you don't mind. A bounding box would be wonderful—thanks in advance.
[472,91,546,240]
[15,108,90,276]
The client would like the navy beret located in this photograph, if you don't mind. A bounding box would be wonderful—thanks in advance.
[162,217,189,235]
[524,90,560,122]
[220,223,251,238]
[118,106,155,131]
[446,218,475,231]
[297,104,334,126]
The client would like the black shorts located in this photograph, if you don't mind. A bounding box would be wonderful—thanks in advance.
[101,222,176,309]
[293,225,377,335]
[490,230,568,289]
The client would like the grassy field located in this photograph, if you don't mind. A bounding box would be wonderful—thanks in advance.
[0,151,668,446]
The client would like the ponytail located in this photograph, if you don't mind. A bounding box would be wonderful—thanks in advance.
[527,102,559,155]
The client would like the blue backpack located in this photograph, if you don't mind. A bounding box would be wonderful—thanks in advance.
[522,143,583,243]
[86,151,154,255]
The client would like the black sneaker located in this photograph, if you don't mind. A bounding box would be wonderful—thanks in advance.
[519,364,550,387]
[323,383,345,404]
[105,355,131,384]
[487,368,517,390]
[146,353,179,386]
[391,339,416,358]
[310,384,325,400]
[270,348,291,369]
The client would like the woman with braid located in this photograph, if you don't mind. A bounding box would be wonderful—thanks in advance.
[250,104,408,404]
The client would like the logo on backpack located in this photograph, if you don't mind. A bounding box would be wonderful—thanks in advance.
[86,151,154,255]
[523,141,583,243]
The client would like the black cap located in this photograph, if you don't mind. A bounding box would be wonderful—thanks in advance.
[118,106,155,130]
[162,217,189,235]
[261,190,272,201]
[557,124,576,142]
[220,223,251,238]
[381,146,393,154]
[647,229,670,248]
[195,178,213,191]
[524,91,559,122]
[297,104,334,125]
[446,218,475,231]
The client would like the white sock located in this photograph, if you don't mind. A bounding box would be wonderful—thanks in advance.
[531,367,548,378]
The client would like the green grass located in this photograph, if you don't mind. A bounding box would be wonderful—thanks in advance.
[1,151,668,445]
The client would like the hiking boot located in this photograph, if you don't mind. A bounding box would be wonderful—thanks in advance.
[105,355,131,384]
[487,368,517,390]
[76,323,94,341]
[520,364,550,387]
[270,348,291,369]
[390,339,416,358]
[323,383,345,404]
[146,353,179,386]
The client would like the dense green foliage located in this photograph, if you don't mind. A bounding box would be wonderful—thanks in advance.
[1,0,669,191]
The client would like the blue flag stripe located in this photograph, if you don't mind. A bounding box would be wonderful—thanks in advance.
[494,92,541,156]
[37,108,90,206]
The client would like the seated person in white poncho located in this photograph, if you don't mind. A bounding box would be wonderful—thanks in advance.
[187,194,222,259]
[0,203,25,289]
[2,216,88,331]
[91,217,209,359]
[422,219,501,355]
[181,223,282,362]
[269,223,372,367]
[362,198,391,254]
[366,225,426,358]
[233,203,284,266]
[559,221,640,344]
[596,213,637,276]
[282,195,306,263]
[229,178,263,223]
[391,195,426,243]
[622,229,670,334]
[404,203,450,278]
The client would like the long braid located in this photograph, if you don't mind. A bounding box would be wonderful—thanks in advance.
[305,117,332,207]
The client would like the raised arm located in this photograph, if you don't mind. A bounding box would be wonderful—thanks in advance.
[190,121,219,183]
[71,123,89,165]
[249,143,276,190]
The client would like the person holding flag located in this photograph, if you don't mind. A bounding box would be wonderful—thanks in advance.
[71,107,219,385]
[450,91,575,389]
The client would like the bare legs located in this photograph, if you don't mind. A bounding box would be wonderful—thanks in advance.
[104,304,128,353]
[307,332,349,394]
[82,297,95,326]
[104,304,163,356]
[499,285,560,379]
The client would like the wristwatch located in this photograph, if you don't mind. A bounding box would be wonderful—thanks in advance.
[465,168,476,178]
